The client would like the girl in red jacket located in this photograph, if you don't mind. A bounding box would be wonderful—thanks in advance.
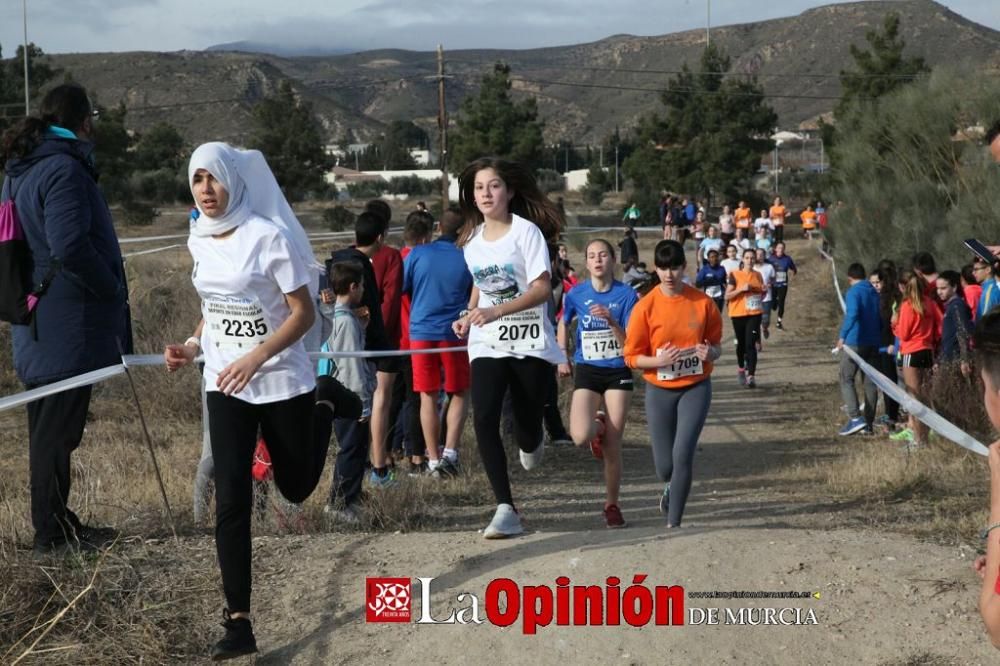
[891,272,942,448]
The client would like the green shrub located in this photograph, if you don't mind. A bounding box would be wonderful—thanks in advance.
[323,205,356,232]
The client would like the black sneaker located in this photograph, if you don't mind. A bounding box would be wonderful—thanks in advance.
[316,375,362,420]
[211,609,257,661]
[431,458,460,479]
[78,524,120,548]
[407,460,428,477]
[32,538,100,558]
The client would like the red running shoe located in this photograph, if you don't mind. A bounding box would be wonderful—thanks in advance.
[590,411,607,460]
[603,504,626,528]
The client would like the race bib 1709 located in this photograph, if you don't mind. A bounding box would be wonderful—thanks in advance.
[776,271,788,284]
[706,285,723,299]
[482,306,544,353]
[746,294,763,311]
[204,298,272,350]
[581,328,622,361]
[657,347,703,381]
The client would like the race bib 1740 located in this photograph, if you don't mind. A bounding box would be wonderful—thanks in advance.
[581,328,622,361]
[746,294,763,311]
[657,347,703,381]
[482,306,544,353]
[776,271,788,284]
[205,298,272,350]
[706,285,723,299]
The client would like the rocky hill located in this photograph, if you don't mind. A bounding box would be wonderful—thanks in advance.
[24,0,1000,146]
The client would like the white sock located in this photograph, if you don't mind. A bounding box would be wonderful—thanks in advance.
[443,448,458,463]
[428,459,441,471]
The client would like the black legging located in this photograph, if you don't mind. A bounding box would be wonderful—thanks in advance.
[732,315,762,375]
[773,225,784,244]
[208,389,334,613]
[772,285,789,320]
[877,352,901,423]
[471,356,548,507]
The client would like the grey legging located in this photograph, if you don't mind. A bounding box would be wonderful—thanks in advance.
[644,378,712,527]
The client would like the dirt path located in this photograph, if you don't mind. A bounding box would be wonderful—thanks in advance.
[242,241,994,665]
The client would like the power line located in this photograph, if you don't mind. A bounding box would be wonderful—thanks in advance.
[510,76,849,101]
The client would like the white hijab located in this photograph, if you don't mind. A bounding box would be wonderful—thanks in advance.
[188,142,322,274]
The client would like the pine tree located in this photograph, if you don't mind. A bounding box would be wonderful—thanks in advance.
[623,44,776,204]
[448,63,544,172]
[250,81,330,201]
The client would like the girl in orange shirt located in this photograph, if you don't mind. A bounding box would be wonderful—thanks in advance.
[891,271,942,448]
[734,200,752,241]
[725,248,766,387]
[624,240,722,528]
[769,196,788,244]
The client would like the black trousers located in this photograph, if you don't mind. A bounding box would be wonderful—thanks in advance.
[26,384,92,546]
[542,364,569,439]
[877,351,901,422]
[389,363,425,458]
[773,285,789,319]
[331,416,370,506]
[471,356,548,507]
[732,315,762,375]
[207,390,333,613]
[773,225,784,244]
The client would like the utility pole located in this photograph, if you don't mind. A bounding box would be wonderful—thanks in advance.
[599,145,603,168]
[615,143,618,192]
[707,0,711,47]
[23,0,30,116]
[437,45,449,213]
[564,143,569,172]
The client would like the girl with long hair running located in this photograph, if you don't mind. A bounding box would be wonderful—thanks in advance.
[557,239,638,528]
[725,248,766,388]
[891,271,942,448]
[163,143,359,659]
[624,240,722,528]
[452,157,565,539]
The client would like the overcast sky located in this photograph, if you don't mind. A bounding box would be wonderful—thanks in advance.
[0,0,997,55]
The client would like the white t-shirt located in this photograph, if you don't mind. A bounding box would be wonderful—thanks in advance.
[718,214,735,234]
[754,262,776,303]
[754,217,773,234]
[721,258,741,275]
[699,237,724,263]
[190,215,315,404]
[463,215,565,364]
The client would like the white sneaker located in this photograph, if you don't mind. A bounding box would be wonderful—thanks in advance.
[483,503,523,539]
[324,503,360,526]
[519,439,544,471]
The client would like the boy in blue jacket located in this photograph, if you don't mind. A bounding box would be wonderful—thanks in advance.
[836,263,881,436]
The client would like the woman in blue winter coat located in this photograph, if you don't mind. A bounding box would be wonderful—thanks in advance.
[0,83,131,555]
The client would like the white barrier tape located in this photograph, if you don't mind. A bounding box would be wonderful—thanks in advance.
[0,365,125,413]
[119,233,189,245]
[123,244,185,258]
[310,346,467,359]
[820,241,988,456]
[0,345,470,413]
[116,223,655,247]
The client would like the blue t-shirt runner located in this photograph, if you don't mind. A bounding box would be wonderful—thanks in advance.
[562,280,638,369]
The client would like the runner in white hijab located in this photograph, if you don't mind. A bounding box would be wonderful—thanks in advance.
[187,141,322,275]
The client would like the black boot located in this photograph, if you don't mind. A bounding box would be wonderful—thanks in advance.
[211,609,257,661]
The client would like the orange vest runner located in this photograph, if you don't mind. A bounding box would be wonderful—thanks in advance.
[800,210,817,230]
[769,205,787,227]
[728,269,765,317]
[734,207,752,229]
